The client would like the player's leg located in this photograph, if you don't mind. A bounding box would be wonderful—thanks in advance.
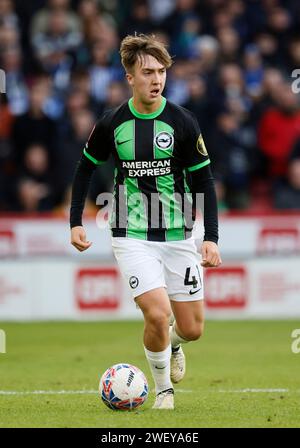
[136,287,172,351]
[135,287,174,409]
[169,299,204,383]
[161,238,204,383]
[171,299,204,343]
[111,238,174,408]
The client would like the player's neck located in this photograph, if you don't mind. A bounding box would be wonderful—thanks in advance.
[132,96,163,115]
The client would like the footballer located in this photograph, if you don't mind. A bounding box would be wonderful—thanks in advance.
[70,34,222,409]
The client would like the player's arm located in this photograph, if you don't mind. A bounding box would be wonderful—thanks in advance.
[189,164,222,268]
[70,155,96,251]
[70,113,111,251]
[182,110,221,268]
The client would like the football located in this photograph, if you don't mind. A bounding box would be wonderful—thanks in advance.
[99,363,148,410]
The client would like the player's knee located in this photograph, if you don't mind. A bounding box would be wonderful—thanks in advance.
[182,324,204,341]
[145,309,171,330]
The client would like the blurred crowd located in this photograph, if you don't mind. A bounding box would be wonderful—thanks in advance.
[1,0,300,215]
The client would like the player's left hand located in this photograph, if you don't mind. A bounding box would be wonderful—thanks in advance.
[201,241,222,268]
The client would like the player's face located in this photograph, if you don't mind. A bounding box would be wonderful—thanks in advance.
[126,54,167,110]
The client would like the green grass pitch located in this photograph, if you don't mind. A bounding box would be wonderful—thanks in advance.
[0,320,299,428]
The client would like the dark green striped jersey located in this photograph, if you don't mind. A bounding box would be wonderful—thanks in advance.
[84,96,211,242]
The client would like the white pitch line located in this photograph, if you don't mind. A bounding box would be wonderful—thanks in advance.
[151,388,193,394]
[175,389,193,393]
[0,389,194,396]
[0,388,290,396]
[218,388,289,393]
[0,390,99,396]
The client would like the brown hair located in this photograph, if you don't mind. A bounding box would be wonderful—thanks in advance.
[120,34,173,73]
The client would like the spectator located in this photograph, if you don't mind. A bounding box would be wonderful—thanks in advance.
[30,0,81,40]
[31,9,82,94]
[76,0,118,65]
[59,107,114,202]
[77,0,99,24]
[0,0,19,29]
[0,23,20,51]
[88,42,116,104]
[11,143,63,211]
[59,108,96,186]
[11,77,57,164]
[166,60,190,105]
[243,44,264,99]
[249,68,285,126]
[0,95,14,210]
[217,26,241,63]
[57,86,92,137]
[2,0,300,213]
[258,83,300,178]
[266,6,292,50]
[162,0,199,40]
[147,0,175,25]
[227,0,249,42]
[274,158,300,209]
[254,32,282,67]
[103,80,129,109]
[0,45,29,115]
[290,137,300,160]
[0,94,14,139]
[210,62,250,122]
[75,0,98,65]
[0,94,14,165]
[182,75,210,133]
[211,6,234,34]
[120,0,155,38]
[193,35,220,73]
[69,68,91,94]
[171,14,202,59]
[53,183,98,217]
[210,110,253,209]
[83,8,118,53]
[286,36,300,73]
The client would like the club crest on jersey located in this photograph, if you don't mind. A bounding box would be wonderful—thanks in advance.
[196,135,208,156]
[154,131,174,150]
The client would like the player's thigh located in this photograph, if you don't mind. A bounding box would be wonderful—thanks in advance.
[135,287,172,324]
[171,299,205,326]
[171,300,205,340]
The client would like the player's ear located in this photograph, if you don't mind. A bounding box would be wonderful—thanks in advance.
[126,72,134,87]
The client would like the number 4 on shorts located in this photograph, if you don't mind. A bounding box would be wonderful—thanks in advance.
[184,267,198,288]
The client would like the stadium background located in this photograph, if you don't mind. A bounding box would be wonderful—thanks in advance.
[0,0,300,428]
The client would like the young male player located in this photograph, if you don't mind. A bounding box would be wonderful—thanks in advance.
[70,34,222,409]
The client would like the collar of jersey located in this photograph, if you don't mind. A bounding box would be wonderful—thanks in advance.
[128,96,166,119]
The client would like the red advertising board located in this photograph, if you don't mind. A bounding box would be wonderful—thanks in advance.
[204,267,248,309]
[258,227,300,254]
[75,268,120,310]
[0,230,15,256]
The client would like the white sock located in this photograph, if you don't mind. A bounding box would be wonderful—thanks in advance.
[169,322,189,350]
[144,344,173,395]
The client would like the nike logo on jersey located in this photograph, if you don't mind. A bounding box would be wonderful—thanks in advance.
[189,289,201,295]
[116,138,132,145]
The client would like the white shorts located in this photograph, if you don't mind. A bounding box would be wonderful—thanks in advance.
[111,237,204,302]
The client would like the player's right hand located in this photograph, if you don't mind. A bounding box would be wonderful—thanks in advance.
[71,226,92,252]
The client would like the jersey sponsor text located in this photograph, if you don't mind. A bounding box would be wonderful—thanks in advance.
[122,159,171,177]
